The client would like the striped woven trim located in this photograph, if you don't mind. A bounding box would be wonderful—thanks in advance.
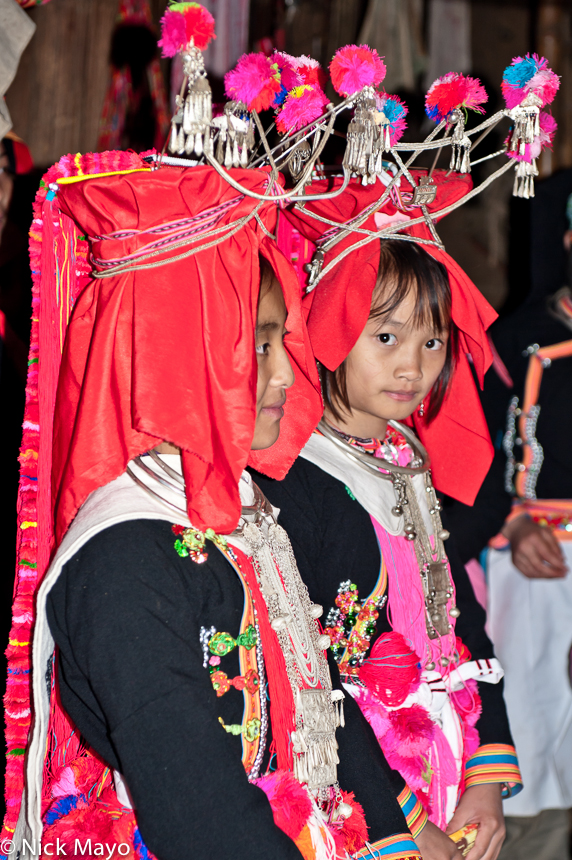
[355,833,421,859]
[396,786,428,838]
[464,743,523,797]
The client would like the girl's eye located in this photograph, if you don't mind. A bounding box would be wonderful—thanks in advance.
[377,333,398,345]
[425,338,444,351]
[256,342,269,355]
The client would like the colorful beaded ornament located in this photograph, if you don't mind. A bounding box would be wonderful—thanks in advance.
[172,523,227,562]
[325,581,386,676]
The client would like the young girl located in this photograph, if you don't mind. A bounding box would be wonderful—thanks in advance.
[253,236,523,860]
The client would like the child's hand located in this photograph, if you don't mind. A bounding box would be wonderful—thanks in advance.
[415,820,459,859]
[445,783,505,860]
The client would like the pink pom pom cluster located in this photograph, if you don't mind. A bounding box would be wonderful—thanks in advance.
[425,72,488,123]
[506,110,558,162]
[276,85,329,134]
[159,3,216,57]
[224,53,282,112]
[330,44,387,97]
[502,53,560,110]
[375,92,409,145]
[224,50,330,131]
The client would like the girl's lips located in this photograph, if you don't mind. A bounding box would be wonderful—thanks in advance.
[383,390,419,402]
[261,406,284,420]
[261,398,286,420]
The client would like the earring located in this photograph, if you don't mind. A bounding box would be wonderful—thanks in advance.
[418,400,425,417]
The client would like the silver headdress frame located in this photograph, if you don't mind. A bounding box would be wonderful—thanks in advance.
[142,21,557,290]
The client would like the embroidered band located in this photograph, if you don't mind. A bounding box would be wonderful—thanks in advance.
[464,743,523,797]
[397,786,428,838]
[355,832,421,859]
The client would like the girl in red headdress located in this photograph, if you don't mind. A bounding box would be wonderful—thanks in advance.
[252,219,524,860]
[3,155,427,860]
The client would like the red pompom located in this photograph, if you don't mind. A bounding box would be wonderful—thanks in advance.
[359,631,420,706]
[255,770,313,840]
[184,3,216,50]
[336,791,369,853]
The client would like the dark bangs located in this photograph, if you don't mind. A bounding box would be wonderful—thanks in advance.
[321,239,457,425]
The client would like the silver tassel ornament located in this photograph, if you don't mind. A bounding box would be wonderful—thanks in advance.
[168,45,213,158]
[448,108,472,174]
[343,87,380,185]
[513,158,538,198]
[508,91,542,156]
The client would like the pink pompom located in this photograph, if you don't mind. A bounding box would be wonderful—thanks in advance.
[159,8,187,58]
[276,85,329,134]
[330,44,386,97]
[254,770,312,839]
[158,3,215,57]
[225,52,281,112]
[359,631,420,706]
[375,92,409,146]
[294,55,328,90]
[502,54,560,109]
[425,72,487,122]
[386,704,436,756]
[271,51,302,93]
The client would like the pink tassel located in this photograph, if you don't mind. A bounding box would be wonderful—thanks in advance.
[370,516,457,669]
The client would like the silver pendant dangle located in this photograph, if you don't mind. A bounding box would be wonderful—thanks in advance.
[508,91,542,156]
[448,108,471,174]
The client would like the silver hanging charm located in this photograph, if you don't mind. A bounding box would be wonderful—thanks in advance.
[343,87,380,185]
[448,108,471,173]
[513,157,538,198]
[168,43,213,158]
[508,91,542,156]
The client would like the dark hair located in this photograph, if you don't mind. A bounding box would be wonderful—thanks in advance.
[320,239,457,425]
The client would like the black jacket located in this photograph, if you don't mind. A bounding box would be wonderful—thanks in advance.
[48,518,411,860]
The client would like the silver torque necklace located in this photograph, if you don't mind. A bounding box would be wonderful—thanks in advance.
[319,419,460,645]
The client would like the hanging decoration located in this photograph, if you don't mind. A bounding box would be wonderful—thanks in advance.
[502,54,560,157]
[375,92,408,150]
[506,110,558,198]
[160,1,216,158]
[425,73,488,174]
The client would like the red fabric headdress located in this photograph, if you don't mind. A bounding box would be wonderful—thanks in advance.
[51,164,321,544]
[2,152,322,841]
[281,170,496,505]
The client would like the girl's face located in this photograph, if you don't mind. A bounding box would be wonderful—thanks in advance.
[326,287,448,439]
[251,274,295,450]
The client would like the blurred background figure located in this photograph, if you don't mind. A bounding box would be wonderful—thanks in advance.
[481,174,572,860]
[97,0,169,152]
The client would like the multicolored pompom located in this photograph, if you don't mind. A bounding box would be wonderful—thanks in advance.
[425,72,488,123]
[375,92,408,146]
[271,52,303,107]
[506,110,557,163]
[276,84,329,134]
[158,2,216,57]
[293,55,328,90]
[502,53,560,109]
[224,53,282,113]
[329,44,386,97]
